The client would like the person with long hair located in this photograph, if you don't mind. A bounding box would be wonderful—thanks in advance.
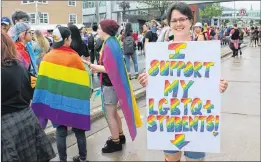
[33,30,50,68]
[1,32,55,162]
[138,2,228,161]
[68,24,90,60]
[31,27,91,162]
[123,22,139,79]
[83,19,142,153]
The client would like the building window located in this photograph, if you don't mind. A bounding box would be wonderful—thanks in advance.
[39,13,49,24]
[87,1,95,8]
[28,13,36,24]
[68,0,76,6]
[69,14,77,24]
[99,1,106,7]
[22,0,47,4]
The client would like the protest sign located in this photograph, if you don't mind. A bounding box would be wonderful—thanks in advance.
[146,41,221,153]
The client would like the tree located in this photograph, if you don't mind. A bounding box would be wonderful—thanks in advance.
[199,3,223,23]
[138,1,175,20]
[118,1,130,22]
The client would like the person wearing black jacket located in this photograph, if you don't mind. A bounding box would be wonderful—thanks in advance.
[68,24,90,60]
[1,32,55,162]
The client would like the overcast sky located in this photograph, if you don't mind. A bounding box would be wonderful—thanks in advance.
[220,1,261,10]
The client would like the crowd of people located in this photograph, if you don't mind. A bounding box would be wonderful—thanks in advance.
[1,2,241,162]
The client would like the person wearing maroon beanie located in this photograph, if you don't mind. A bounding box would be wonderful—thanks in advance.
[99,19,120,37]
[82,19,130,153]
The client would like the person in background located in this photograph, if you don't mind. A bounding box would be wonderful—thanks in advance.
[123,22,139,80]
[88,24,99,65]
[252,26,259,48]
[157,18,170,42]
[117,29,125,45]
[1,32,55,162]
[219,26,225,45]
[138,2,228,161]
[210,25,216,40]
[1,17,12,33]
[215,27,220,40]
[81,26,88,45]
[258,26,261,46]
[143,22,158,53]
[230,24,240,57]
[12,22,36,75]
[137,31,144,52]
[151,19,161,33]
[68,24,90,60]
[224,26,231,45]
[33,30,50,68]
[202,23,210,40]
[9,10,38,76]
[132,30,138,46]
[193,22,206,41]
[238,28,244,55]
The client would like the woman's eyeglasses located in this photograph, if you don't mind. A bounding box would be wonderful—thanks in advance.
[171,17,189,24]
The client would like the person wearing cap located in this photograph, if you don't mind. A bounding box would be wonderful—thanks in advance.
[9,10,38,77]
[83,19,142,153]
[31,26,91,162]
[12,22,38,88]
[1,17,12,33]
[193,22,206,41]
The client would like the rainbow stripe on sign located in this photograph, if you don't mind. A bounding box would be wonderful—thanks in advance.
[170,134,190,150]
[31,46,92,131]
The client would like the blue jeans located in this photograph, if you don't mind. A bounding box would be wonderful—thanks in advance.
[56,126,87,162]
[124,52,139,74]
[164,150,206,160]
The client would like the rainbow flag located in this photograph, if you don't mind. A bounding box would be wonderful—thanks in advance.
[100,37,142,141]
[31,46,91,131]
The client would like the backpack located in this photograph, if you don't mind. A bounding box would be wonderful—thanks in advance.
[210,29,216,36]
[151,32,158,42]
[88,33,97,49]
[123,36,135,55]
[95,38,104,53]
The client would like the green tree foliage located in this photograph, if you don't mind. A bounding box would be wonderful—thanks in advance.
[138,1,175,19]
[199,3,223,22]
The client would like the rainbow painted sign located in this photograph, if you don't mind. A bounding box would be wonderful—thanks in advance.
[146,41,221,153]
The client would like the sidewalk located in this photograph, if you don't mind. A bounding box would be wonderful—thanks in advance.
[44,44,247,137]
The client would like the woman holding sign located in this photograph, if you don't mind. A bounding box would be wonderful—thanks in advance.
[138,2,228,162]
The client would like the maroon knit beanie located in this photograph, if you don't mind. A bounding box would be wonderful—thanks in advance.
[100,19,120,36]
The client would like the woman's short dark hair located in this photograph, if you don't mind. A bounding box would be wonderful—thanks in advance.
[124,22,133,37]
[11,10,30,25]
[167,2,193,25]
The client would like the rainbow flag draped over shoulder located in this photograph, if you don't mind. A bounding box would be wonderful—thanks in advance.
[101,37,142,141]
[31,46,91,131]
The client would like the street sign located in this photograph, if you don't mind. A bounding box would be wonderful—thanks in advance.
[239,8,246,16]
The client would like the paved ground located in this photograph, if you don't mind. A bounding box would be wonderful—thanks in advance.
[50,45,260,161]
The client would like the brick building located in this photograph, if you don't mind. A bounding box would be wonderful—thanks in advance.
[1,0,82,25]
